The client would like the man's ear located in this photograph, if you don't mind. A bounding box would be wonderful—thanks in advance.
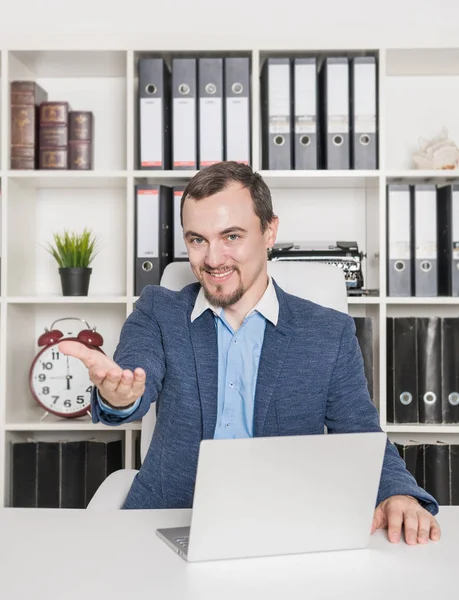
[265,216,279,249]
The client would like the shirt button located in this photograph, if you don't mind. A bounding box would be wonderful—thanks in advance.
[229,382,234,388]
[226,423,230,428]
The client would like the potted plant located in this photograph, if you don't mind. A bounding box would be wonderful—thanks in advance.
[46,228,99,296]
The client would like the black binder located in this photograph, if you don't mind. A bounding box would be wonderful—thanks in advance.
[172,58,197,169]
[172,186,188,261]
[11,442,37,507]
[395,441,424,487]
[320,57,350,170]
[441,318,459,423]
[134,185,173,296]
[293,57,319,170]
[85,440,123,506]
[437,184,459,296]
[350,56,378,170]
[198,58,223,167]
[387,317,418,423]
[224,57,251,164]
[417,317,442,424]
[37,441,60,508]
[451,445,459,505]
[424,443,450,506]
[138,58,171,170]
[261,57,292,170]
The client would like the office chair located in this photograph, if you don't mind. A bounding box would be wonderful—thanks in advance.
[87,260,348,509]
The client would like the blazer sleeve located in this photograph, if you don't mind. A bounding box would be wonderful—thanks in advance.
[91,285,166,426]
[325,314,439,516]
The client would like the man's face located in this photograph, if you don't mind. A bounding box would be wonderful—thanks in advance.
[182,182,278,308]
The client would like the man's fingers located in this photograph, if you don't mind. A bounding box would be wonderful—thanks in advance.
[89,366,108,387]
[416,512,432,544]
[386,507,404,543]
[371,506,385,534]
[58,340,95,368]
[403,511,419,545]
[130,368,146,398]
[430,517,442,542]
[115,370,135,397]
[101,368,123,393]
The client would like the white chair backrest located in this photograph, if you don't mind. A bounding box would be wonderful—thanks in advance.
[140,260,348,463]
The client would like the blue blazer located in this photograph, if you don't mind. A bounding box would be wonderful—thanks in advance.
[91,281,439,514]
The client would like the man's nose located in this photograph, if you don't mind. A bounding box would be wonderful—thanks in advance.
[205,242,226,268]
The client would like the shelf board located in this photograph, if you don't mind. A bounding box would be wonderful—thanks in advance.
[259,170,380,189]
[7,170,128,189]
[4,421,141,432]
[386,170,459,184]
[386,297,459,305]
[9,50,127,78]
[6,295,128,304]
[133,170,197,185]
[348,296,380,304]
[385,424,459,434]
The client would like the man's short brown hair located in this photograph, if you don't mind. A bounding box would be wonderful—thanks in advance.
[180,161,275,232]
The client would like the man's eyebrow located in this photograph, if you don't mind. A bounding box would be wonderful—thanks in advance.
[219,226,248,235]
[184,226,248,239]
[184,230,204,239]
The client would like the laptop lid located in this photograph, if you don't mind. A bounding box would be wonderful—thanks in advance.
[186,431,387,562]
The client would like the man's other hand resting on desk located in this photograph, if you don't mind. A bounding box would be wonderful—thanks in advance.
[58,340,145,411]
[372,494,441,545]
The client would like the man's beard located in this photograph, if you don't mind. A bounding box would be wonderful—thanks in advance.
[200,267,245,308]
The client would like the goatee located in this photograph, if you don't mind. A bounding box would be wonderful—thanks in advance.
[200,268,244,308]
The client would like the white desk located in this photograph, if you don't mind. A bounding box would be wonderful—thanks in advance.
[0,506,458,600]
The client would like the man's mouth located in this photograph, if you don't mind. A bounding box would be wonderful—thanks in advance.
[205,268,235,281]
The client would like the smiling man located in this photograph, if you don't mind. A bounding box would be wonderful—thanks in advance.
[59,161,441,545]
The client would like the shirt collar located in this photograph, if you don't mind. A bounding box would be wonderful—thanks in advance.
[190,276,279,326]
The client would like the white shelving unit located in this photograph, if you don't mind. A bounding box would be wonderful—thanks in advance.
[1,38,459,507]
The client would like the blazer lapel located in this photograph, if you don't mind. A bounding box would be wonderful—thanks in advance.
[253,284,294,436]
[189,306,218,440]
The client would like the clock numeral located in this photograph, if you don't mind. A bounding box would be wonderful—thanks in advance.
[64,400,72,408]
[42,387,50,395]
[52,351,60,360]
[52,396,59,405]
[86,386,93,393]
[42,362,53,370]
[38,374,46,382]
[76,395,85,404]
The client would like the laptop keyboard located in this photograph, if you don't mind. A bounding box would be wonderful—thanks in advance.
[174,535,189,551]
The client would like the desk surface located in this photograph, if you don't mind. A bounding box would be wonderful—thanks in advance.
[0,506,458,600]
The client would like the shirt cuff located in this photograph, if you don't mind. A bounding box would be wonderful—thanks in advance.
[96,389,141,416]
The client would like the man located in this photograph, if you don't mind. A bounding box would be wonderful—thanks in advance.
[60,161,441,546]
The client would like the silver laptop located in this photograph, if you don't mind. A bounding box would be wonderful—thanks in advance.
[156,431,387,562]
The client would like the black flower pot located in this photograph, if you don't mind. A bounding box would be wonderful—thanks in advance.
[59,267,92,296]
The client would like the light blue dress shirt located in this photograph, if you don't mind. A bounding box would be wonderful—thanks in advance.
[97,277,279,438]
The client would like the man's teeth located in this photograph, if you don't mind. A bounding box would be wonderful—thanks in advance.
[209,270,234,278]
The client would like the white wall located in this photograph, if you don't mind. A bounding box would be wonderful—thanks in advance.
[0,0,458,48]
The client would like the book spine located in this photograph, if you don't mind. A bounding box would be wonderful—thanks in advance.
[10,81,48,169]
[69,111,94,170]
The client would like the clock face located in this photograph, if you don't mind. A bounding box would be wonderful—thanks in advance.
[30,341,95,417]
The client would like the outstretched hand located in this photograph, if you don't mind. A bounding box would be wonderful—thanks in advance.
[58,340,146,409]
[371,494,441,544]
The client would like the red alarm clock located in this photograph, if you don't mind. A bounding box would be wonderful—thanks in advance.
[29,317,105,418]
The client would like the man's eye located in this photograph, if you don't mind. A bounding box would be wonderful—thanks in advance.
[191,238,204,245]
[227,234,239,241]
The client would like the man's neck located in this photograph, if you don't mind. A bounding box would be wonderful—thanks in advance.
[222,274,269,331]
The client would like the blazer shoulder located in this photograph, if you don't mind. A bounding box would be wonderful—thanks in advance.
[134,282,200,318]
[281,288,352,330]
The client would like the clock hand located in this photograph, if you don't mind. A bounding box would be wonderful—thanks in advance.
[66,355,71,390]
